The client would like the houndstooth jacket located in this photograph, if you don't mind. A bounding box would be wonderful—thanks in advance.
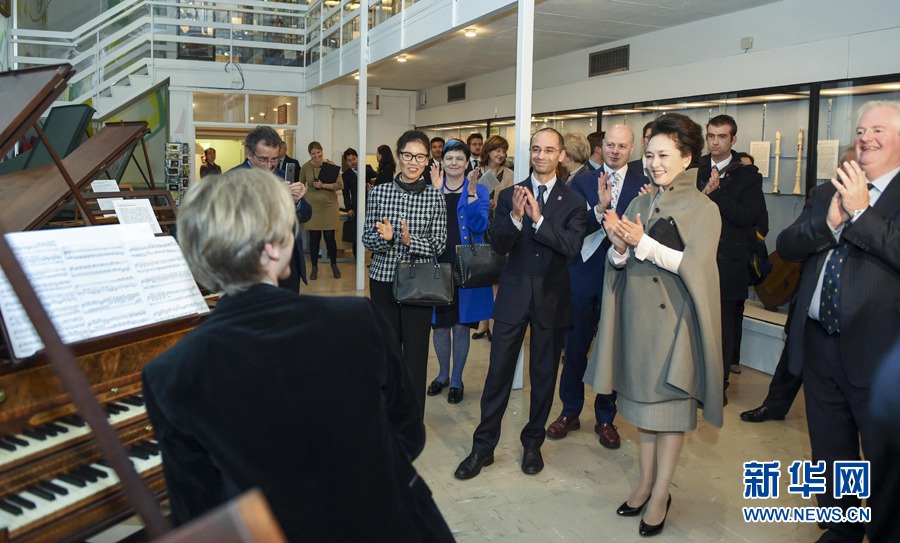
[363,177,448,282]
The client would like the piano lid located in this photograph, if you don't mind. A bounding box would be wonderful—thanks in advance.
[0,121,150,231]
[0,64,75,159]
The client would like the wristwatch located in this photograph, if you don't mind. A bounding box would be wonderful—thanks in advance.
[851,208,866,221]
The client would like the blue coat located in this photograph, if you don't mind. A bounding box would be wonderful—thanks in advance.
[435,178,494,324]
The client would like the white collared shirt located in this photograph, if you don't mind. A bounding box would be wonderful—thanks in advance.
[712,154,733,172]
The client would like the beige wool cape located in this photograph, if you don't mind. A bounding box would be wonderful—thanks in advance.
[583,168,725,428]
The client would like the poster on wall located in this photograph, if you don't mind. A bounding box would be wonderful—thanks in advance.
[749,141,771,177]
[816,140,841,179]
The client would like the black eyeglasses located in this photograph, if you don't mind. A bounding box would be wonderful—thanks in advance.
[399,152,429,164]
[252,151,280,165]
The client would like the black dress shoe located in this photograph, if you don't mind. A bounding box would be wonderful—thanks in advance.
[639,494,671,537]
[521,446,543,475]
[454,451,494,480]
[472,330,491,340]
[740,405,785,423]
[447,387,464,404]
[426,379,449,396]
[616,495,651,516]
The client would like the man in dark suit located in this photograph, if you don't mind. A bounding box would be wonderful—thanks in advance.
[697,115,765,399]
[586,131,605,171]
[454,128,587,479]
[229,125,312,291]
[277,140,301,183]
[777,100,900,543]
[546,124,647,449]
[423,136,445,185]
[143,168,453,542]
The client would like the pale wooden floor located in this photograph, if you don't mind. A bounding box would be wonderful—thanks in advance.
[305,260,823,543]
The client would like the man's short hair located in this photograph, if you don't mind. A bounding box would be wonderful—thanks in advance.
[244,126,282,152]
[430,136,445,147]
[177,168,296,296]
[642,122,653,137]
[857,100,900,133]
[466,132,484,147]
[342,147,358,161]
[563,132,591,164]
[707,114,738,138]
[308,141,323,153]
[737,152,755,165]
[587,131,605,154]
[532,127,564,150]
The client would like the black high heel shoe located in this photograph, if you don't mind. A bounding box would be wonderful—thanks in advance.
[639,494,671,537]
[616,495,651,517]
[472,330,490,340]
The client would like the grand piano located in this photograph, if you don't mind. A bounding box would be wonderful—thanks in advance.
[0,65,201,543]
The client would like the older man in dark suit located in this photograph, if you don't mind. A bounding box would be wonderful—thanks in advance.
[143,168,453,542]
[546,124,647,449]
[778,100,900,543]
[697,115,765,399]
[455,128,587,479]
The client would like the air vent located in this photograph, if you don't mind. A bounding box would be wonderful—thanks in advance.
[447,83,466,103]
[589,45,629,77]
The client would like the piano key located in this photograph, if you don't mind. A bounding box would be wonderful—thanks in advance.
[0,404,146,467]
[83,465,109,479]
[0,440,16,452]
[129,446,151,460]
[39,481,69,496]
[58,472,86,488]
[5,435,29,447]
[37,424,59,437]
[7,494,36,510]
[120,395,144,407]
[72,467,99,483]
[24,486,55,501]
[22,429,47,441]
[44,422,69,434]
[0,499,23,516]
[110,402,130,412]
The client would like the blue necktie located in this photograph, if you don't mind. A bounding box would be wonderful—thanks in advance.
[537,184,547,212]
[819,183,874,334]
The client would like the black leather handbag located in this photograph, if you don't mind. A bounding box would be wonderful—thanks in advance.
[454,242,506,288]
[392,247,454,306]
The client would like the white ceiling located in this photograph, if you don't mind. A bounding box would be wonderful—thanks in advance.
[330,0,779,91]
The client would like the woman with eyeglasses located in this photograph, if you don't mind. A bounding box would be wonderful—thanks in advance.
[363,130,447,413]
[469,135,514,341]
[300,141,344,279]
[424,139,493,405]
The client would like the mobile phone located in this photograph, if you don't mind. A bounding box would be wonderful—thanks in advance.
[284,162,297,182]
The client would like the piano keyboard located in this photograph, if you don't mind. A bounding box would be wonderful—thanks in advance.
[0,396,147,468]
[0,440,162,536]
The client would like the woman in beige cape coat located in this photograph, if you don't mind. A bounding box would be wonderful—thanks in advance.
[583,113,723,537]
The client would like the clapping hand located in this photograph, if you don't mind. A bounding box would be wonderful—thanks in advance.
[604,209,627,254]
[430,163,443,191]
[832,160,869,222]
[376,216,394,241]
[400,219,411,246]
[596,172,612,212]
[615,213,644,248]
[511,185,528,222]
[637,183,652,197]
[522,186,542,223]
[702,168,720,195]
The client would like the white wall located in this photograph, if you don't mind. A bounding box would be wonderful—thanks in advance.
[415,0,900,126]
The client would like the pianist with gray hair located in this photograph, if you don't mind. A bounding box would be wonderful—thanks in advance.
[141,168,453,542]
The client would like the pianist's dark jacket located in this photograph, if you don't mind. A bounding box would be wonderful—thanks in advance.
[142,283,453,542]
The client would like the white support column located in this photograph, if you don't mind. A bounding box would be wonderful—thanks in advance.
[356,0,369,292]
[512,0,534,391]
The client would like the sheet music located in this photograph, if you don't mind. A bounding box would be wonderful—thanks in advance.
[113,199,162,234]
[477,170,501,193]
[749,141,771,178]
[816,140,841,179]
[91,179,123,211]
[0,224,208,359]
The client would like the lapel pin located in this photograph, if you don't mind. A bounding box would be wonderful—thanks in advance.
[557,195,562,201]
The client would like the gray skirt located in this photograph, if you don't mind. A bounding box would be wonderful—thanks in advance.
[617,395,698,432]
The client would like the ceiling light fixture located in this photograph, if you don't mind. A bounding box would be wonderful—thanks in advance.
[464,28,476,37]
[397,55,407,63]
[354,73,360,80]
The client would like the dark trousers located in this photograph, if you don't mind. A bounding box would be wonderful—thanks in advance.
[721,299,745,381]
[802,319,881,543]
[560,289,616,423]
[309,229,337,266]
[761,342,802,416]
[473,307,565,455]
[369,280,433,414]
